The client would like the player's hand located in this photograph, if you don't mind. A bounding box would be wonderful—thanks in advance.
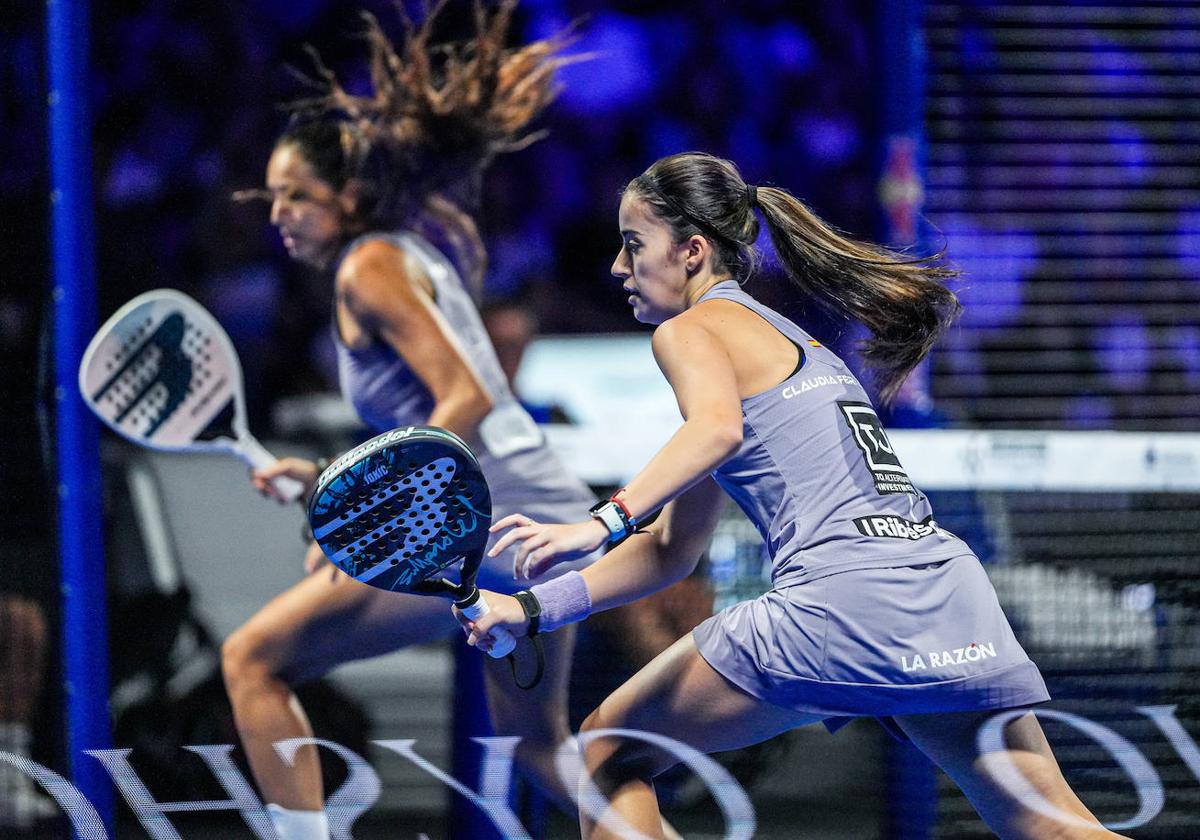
[489,515,609,581]
[453,590,528,651]
[303,540,333,576]
[252,457,319,503]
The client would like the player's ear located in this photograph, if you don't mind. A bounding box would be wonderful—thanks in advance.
[683,234,710,275]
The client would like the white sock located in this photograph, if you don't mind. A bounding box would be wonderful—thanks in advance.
[266,803,330,840]
[0,721,54,829]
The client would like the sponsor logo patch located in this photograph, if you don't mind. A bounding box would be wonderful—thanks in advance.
[853,513,943,540]
[781,374,857,400]
[837,402,916,495]
[902,641,997,673]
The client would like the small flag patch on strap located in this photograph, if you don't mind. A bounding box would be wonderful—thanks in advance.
[807,339,822,347]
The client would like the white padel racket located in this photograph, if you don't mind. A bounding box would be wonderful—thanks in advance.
[78,289,305,502]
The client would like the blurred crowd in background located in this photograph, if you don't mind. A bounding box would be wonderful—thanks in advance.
[1,0,876,432]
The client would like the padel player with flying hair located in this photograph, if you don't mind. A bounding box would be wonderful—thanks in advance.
[467,152,1129,839]
[220,5,601,838]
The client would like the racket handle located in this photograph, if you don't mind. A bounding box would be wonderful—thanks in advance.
[460,595,517,658]
[268,475,306,503]
[237,435,306,503]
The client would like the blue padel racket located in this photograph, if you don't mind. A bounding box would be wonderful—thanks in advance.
[78,289,305,502]
[308,425,517,659]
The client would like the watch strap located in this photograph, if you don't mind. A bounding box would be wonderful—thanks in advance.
[589,500,628,541]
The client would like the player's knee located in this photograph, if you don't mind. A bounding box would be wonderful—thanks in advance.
[220,626,277,693]
[579,702,617,740]
[579,705,666,781]
[579,706,614,767]
[580,697,654,746]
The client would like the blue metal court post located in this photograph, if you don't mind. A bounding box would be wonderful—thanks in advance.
[450,641,504,840]
[877,0,939,837]
[47,0,115,831]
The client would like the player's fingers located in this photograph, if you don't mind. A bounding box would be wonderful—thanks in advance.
[488,523,540,557]
[524,550,559,580]
[304,548,329,575]
[256,458,314,484]
[452,609,477,642]
[456,605,498,636]
[489,513,534,533]
[519,543,556,580]
[463,617,497,650]
[253,462,286,481]
[488,530,522,558]
[513,533,553,579]
[451,607,474,634]
[519,552,538,581]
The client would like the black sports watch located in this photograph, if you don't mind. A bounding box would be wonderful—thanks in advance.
[513,590,542,637]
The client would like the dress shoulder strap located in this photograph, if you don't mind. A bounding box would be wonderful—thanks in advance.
[696,281,817,347]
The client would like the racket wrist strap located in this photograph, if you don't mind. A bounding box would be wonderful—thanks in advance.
[528,571,592,634]
[512,590,542,636]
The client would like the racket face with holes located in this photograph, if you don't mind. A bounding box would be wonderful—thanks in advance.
[78,289,247,451]
[308,426,493,594]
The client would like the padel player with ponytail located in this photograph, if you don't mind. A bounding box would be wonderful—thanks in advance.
[219,6,598,838]
[468,152,1128,839]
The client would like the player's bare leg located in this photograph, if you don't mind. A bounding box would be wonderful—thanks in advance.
[222,548,454,813]
[896,710,1129,840]
[577,635,819,839]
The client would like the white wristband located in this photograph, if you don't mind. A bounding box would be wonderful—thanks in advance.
[590,501,628,541]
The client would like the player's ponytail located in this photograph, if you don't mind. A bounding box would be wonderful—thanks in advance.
[628,152,961,405]
[280,0,575,228]
[755,186,960,405]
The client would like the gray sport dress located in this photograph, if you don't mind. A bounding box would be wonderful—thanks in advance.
[689,281,1049,732]
[333,230,596,592]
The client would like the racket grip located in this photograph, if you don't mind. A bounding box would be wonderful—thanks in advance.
[237,435,306,502]
[268,474,306,503]
[460,596,517,658]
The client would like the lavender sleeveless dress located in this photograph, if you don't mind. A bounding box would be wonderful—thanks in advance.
[333,231,596,593]
[689,282,1048,731]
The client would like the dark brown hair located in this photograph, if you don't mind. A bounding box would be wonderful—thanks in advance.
[278,0,573,229]
[627,152,961,405]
